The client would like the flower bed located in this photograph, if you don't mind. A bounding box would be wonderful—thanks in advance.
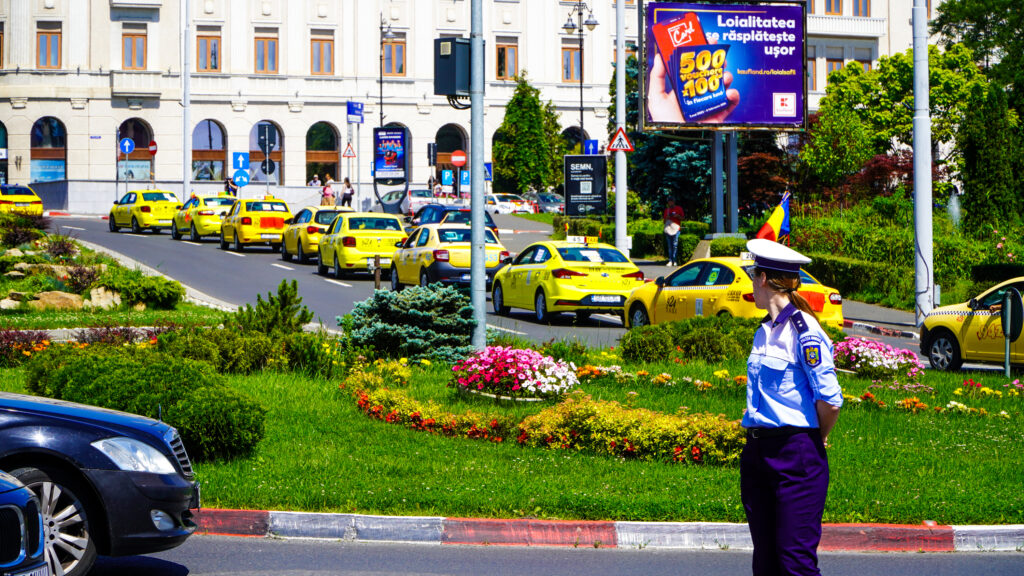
[834,337,923,385]
[451,346,579,399]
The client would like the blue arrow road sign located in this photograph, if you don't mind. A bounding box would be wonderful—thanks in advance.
[460,169,471,187]
[119,138,135,155]
[484,162,492,181]
[233,169,250,187]
[584,139,599,155]
[441,170,453,186]
[232,152,250,171]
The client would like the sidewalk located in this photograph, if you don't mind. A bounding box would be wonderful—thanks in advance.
[194,508,1024,552]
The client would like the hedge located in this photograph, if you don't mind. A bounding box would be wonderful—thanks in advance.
[804,252,915,309]
[550,216,708,259]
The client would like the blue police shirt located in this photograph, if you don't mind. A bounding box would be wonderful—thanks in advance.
[743,303,844,429]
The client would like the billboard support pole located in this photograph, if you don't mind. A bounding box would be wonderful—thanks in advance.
[727,131,738,233]
[711,131,723,234]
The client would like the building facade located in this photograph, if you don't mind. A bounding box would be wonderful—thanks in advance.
[0,0,940,212]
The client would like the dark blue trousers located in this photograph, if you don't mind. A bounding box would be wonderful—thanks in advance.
[741,430,829,576]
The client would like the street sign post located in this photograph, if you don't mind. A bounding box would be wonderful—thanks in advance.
[342,143,356,158]
[584,139,600,155]
[484,162,492,181]
[1002,287,1023,377]
[118,138,135,155]
[232,152,250,171]
[148,140,158,155]
[233,169,250,187]
[451,150,467,167]
[607,127,634,152]
[441,170,453,186]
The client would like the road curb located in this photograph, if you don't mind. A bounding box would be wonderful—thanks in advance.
[843,319,919,340]
[194,509,1023,552]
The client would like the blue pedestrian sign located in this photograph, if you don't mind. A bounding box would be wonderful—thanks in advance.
[484,162,493,181]
[232,152,250,171]
[441,170,453,186]
[118,138,135,155]
[233,169,250,187]
[347,101,364,124]
[584,139,600,155]
[460,169,471,187]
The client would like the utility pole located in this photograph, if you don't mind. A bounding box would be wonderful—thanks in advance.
[614,0,627,255]
[912,0,934,324]
[181,0,191,199]
[470,0,486,349]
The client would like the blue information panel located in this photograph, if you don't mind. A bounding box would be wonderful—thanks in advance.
[347,101,364,124]
[584,140,600,155]
[441,170,454,186]
[233,169,250,187]
[484,162,493,181]
[232,152,250,171]
[118,138,135,155]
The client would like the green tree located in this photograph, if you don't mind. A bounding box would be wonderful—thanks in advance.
[799,106,874,187]
[957,83,1022,232]
[493,73,563,194]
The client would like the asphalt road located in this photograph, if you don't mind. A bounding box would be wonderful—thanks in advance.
[91,535,1023,576]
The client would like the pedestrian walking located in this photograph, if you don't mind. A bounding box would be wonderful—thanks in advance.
[308,174,321,187]
[339,177,354,207]
[224,176,238,196]
[321,174,335,206]
[741,238,843,576]
[662,196,684,266]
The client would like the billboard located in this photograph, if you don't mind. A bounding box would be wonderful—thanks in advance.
[373,127,407,183]
[564,155,608,217]
[642,1,806,130]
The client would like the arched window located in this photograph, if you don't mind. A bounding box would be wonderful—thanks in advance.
[305,122,339,185]
[192,119,226,181]
[117,118,153,181]
[30,117,67,182]
[561,126,587,154]
[249,121,283,184]
[434,123,467,191]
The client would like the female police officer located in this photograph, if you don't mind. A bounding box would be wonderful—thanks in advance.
[742,238,843,576]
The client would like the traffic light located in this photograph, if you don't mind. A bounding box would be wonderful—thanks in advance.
[427,142,437,166]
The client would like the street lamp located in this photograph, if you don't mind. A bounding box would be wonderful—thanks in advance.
[563,2,598,146]
[379,13,395,127]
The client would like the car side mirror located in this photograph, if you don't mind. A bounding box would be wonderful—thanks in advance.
[655,276,666,287]
[284,218,292,224]
[395,240,405,247]
[176,204,183,209]
[968,298,979,310]
[502,256,514,264]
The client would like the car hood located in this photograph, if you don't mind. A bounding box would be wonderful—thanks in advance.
[0,392,169,439]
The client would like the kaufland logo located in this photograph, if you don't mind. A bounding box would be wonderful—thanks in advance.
[668,21,696,46]
[773,93,797,117]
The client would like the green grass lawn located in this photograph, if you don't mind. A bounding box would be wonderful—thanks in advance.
[8,356,1019,525]
[0,302,226,330]
[512,213,556,227]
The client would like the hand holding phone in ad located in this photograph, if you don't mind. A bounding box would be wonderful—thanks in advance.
[648,37,740,124]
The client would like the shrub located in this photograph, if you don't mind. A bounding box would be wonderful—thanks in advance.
[75,323,145,345]
[517,393,745,465]
[971,263,1024,283]
[344,284,475,363]
[226,279,313,337]
[204,329,276,374]
[537,338,590,366]
[44,234,78,260]
[676,326,744,363]
[65,265,101,294]
[1,226,41,248]
[0,253,47,274]
[676,233,701,262]
[93,267,185,309]
[283,331,368,381]
[451,346,579,398]
[0,212,50,233]
[834,337,924,385]
[156,327,222,368]
[24,349,264,460]
[0,330,51,367]
[709,237,747,257]
[619,325,673,363]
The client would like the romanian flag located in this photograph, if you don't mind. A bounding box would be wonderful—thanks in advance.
[755,192,791,244]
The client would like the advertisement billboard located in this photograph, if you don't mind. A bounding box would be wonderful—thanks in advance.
[564,155,608,217]
[642,1,806,130]
[373,127,407,183]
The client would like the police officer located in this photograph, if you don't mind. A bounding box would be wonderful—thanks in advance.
[741,238,843,576]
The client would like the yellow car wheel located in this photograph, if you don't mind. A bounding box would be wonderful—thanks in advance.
[170,222,182,240]
[131,217,142,234]
[233,232,244,252]
[108,216,119,233]
[390,266,403,292]
[628,303,650,328]
[190,223,201,242]
[296,242,308,264]
[534,289,551,323]
[492,283,510,316]
[280,242,292,261]
[927,329,963,371]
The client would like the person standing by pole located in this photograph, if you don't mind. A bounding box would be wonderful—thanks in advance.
[662,196,684,266]
[741,238,843,576]
[340,177,354,207]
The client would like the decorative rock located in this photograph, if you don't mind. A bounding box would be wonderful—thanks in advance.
[27,264,69,278]
[12,262,31,271]
[27,291,84,311]
[0,299,19,310]
[132,302,147,312]
[3,248,24,258]
[84,287,122,310]
[3,271,25,278]
[6,291,28,302]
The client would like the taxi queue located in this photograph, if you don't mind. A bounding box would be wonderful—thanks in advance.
[97,188,846,328]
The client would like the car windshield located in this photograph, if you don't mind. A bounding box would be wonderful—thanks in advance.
[495,194,522,202]
[441,210,497,227]
[204,197,235,207]
[438,228,499,244]
[246,201,288,212]
[314,211,342,225]
[538,194,561,202]
[349,217,403,231]
[1,186,34,196]
[142,192,177,202]
[557,247,629,263]
[411,190,433,198]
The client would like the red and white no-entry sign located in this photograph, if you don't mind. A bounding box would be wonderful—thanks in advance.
[451,149,467,167]
[148,140,158,155]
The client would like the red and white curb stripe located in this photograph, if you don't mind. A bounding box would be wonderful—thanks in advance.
[195,509,1023,552]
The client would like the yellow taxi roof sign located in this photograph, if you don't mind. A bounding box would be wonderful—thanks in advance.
[566,235,600,244]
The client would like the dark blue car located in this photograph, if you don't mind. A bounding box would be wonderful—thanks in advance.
[0,392,199,576]
[0,471,47,576]
[410,204,499,237]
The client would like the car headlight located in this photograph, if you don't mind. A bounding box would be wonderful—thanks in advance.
[92,437,177,474]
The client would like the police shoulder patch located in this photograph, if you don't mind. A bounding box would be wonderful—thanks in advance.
[803,343,822,366]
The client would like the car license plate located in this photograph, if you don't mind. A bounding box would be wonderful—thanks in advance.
[14,565,49,576]
[261,233,280,240]
[158,220,172,224]
[379,258,391,266]
[592,295,621,304]
[15,202,30,207]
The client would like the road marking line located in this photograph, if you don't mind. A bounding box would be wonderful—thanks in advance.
[594,314,622,323]
[183,241,203,246]
[272,264,294,271]
[325,279,352,288]
[124,233,149,237]
[62,226,85,231]
[486,324,527,335]
[225,251,245,258]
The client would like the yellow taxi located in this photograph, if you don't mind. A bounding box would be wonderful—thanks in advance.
[108,189,180,233]
[490,238,646,323]
[920,277,1024,371]
[391,223,510,290]
[317,212,407,278]
[0,184,44,216]
[624,256,844,330]
[219,197,291,252]
[170,194,236,241]
[280,205,353,264]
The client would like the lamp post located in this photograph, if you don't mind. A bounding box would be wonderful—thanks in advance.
[562,2,598,146]
[379,13,395,127]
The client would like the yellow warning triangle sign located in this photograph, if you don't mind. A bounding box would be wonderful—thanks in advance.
[607,127,634,152]
[342,142,356,158]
